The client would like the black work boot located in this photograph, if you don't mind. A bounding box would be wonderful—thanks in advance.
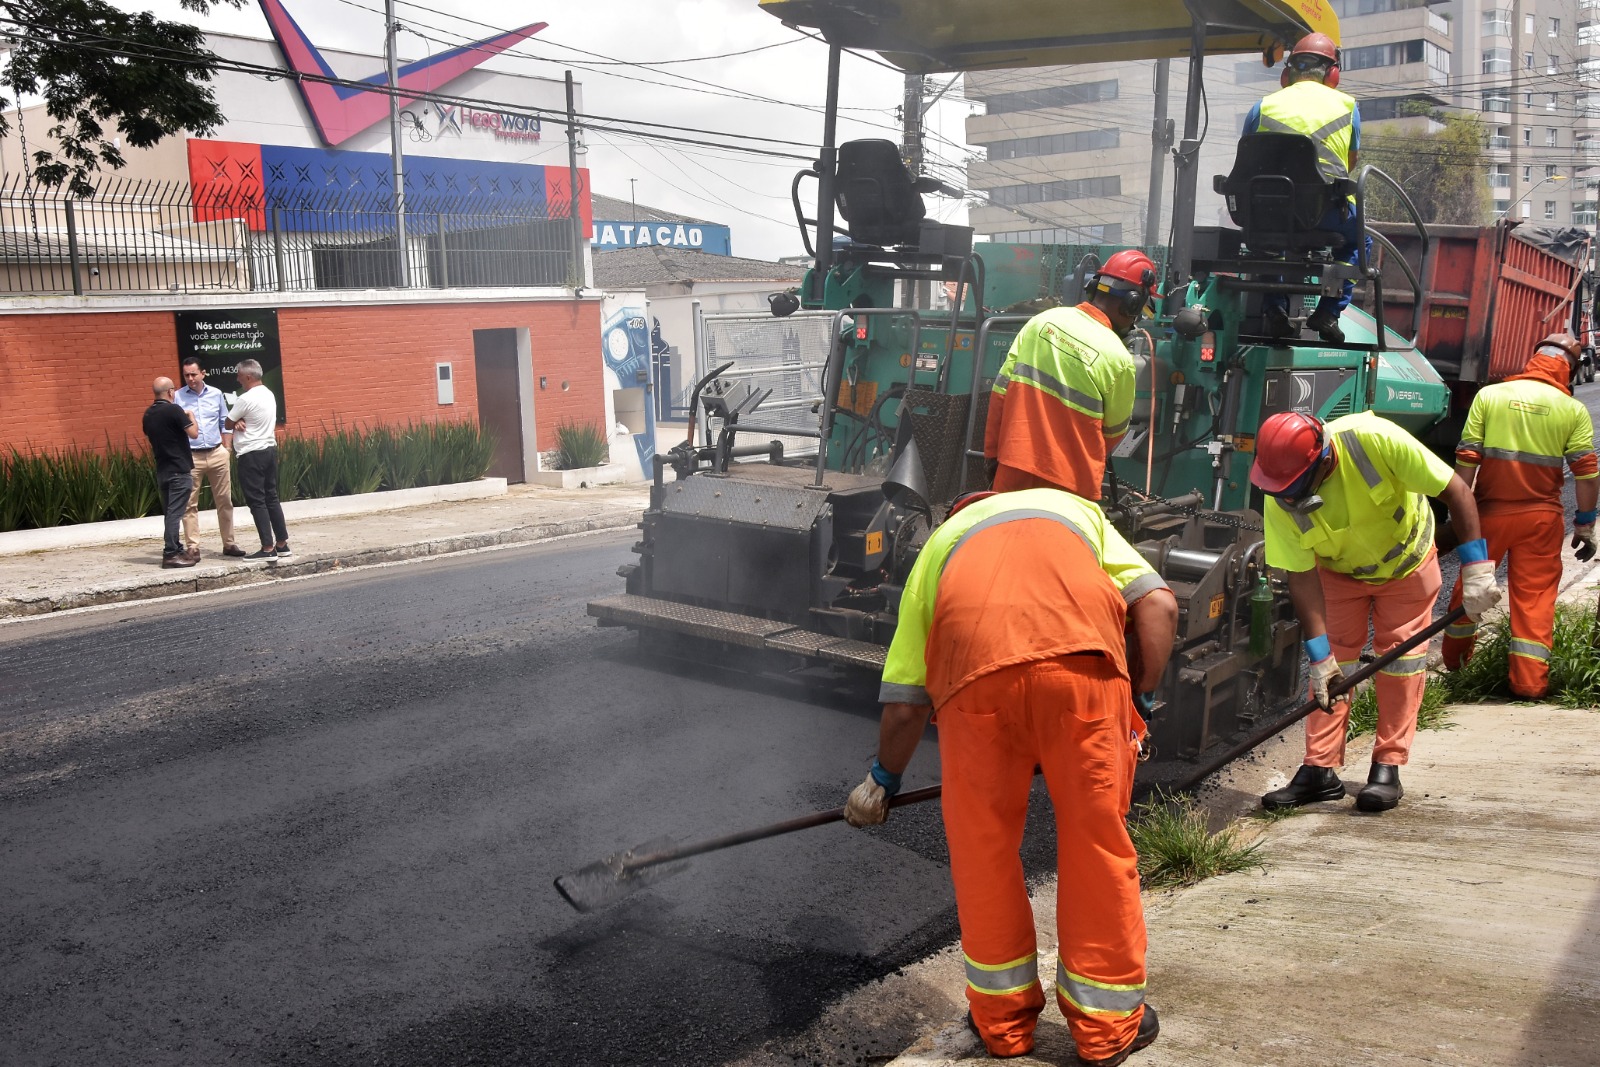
[1262,305,1295,339]
[1355,763,1404,812]
[1306,308,1345,343]
[1261,764,1346,810]
[1078,1004,1159,1066]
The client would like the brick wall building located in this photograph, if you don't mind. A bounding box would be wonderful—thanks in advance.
[0,290,601,483]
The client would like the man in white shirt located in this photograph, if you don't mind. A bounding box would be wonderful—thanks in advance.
[225,359,292,561]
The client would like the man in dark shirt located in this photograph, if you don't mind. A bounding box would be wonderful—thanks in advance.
[142,376,200,568]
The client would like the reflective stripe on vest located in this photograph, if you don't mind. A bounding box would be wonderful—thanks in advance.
[1510,637,1552,661]
[966,952,1040,996]
[944,509,1095,576]
[1257,81,1357,181]
[1008,361,1105,417]
[1056,960,1145,1016]
[1445,619,1478,640]
[1338,431,1384,489]
[1481,445,1564,468]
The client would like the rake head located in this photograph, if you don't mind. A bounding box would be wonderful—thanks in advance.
[553,837,686,914]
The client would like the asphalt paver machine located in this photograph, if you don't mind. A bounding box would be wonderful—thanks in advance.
[589,0,1450,777]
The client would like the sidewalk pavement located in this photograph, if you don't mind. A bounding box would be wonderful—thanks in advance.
[871,559,1600,1067]
[0,482,651,620]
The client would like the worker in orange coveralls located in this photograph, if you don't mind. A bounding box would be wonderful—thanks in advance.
[1445,333,1598,697]
[983,250,1160,500]
[843,488,1178,1066]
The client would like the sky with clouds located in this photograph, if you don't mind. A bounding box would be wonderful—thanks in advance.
[126,0,977,260]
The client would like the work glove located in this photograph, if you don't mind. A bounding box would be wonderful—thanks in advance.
[1132,692,1157,719]
[1457,538,1503,621]
[1304,634,1348,712]
[1574,510,1597,563]
[844,758,901,828]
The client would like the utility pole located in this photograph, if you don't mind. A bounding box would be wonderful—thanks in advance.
[900,71,925,309]
[1510,0,1522,218]
[384,0,408,287]
[629,178,637,224]
[1145,59,1173,248]
[565,71,586,290]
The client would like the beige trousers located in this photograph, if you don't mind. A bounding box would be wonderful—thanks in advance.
[183,446,238,550]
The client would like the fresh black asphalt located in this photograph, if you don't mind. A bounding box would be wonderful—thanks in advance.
[0,531,1061,1066]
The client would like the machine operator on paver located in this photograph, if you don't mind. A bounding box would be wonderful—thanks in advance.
[588,0,1453,788]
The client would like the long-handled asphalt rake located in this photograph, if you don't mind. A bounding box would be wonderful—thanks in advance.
[555,605,1466,914]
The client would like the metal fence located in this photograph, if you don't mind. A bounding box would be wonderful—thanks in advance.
[0,177,577,296]
[696,310,836,458]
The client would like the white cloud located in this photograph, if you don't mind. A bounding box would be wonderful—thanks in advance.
[127,0,973,260]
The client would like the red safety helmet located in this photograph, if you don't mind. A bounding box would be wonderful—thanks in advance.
[1096,249,1162,297]
[1282,32,1341,88]
[1534,331,1584,370]
[1250,411,1327,494]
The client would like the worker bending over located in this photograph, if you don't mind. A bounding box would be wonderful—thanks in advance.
[1445,333,1598,697]
[1244,33,1364,344]
[844,488,1178,1066]
[1252,411,1501,812]
[983,250,1159,499]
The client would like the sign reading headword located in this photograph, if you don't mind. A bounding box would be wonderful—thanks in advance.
[174,308,287,424]
[591,220,732,256]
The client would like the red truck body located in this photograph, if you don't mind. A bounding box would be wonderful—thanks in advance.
[1373,220,1593,388]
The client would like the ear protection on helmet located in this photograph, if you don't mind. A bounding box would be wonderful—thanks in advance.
[1281,49,1340,89]
[1094,270,1155,318]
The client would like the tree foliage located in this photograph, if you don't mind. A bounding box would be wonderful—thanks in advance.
[1361,108,1489,226]
[1,0,246,197]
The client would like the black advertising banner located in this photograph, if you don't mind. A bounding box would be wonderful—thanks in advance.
[174,309,287,424]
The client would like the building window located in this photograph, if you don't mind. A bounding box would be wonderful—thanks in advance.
[1576,207,1598,226]
[1548,128,1560,146]
[1526,13,1534,33]
[1545,200,1558,220]
[1484,8,1511,36]
[1485,90,1512,113]
[1490,165,1512,189]
[1582,21,1600,45]
[1549,93,1559,112]
[988,223,1123,244]
[1525,51,1536,70]
[1494,200,1511,216]
[1525,127,1534,146]
[1426,42,1451,79]
[985,128,1120,160]
[1483,48,1511,74]
[1548,165,1561,178]
[1521,202,1533,219]
[1549,55,1561,74]
[1523,165,1533,182]
[983,79,1119,115]
[1345,40,1427,71]
[986,174,1122,206]
[1491,125,1511,148]
[1551,17,1561,37]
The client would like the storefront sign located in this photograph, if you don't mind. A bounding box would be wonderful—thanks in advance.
[174,308,287,424]
[591,220,732,256]
[436,105,543,142]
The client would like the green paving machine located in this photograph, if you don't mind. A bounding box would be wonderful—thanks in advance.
[589,0,1451,774]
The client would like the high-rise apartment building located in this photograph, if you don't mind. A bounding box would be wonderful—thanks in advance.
[961,0,1599,243]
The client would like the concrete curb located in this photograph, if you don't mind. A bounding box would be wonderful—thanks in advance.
[0,512,635,620]
[0,478,510,556]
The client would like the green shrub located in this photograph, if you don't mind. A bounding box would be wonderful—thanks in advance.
[11,450,69,530]
[276,437,315,502]
[1438,617,1512,704]
[104,447,159,520]
[430,419,495,483]
[375,425,428,491]
[1548,599,1600,708]
[554,419,607,470]
[0,451,23,532]
[1128,792,1265,890]
[59,447,115,525]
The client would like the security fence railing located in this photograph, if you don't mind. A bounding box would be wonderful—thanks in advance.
[0,177,578,296]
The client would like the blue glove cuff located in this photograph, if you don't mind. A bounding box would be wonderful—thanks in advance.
[1456,537,1489,565]
[1133,692,1156,716]
[1304,633,1332,662]
[870,758,903,797]
[1577,510,1597,526]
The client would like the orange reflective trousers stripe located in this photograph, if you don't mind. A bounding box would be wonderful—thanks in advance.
[939,654,1147,1061]
[1306,552,1440,767]
[1443,510,1563,698]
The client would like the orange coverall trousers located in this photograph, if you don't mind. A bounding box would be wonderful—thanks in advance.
[1442,510,1564,698]
[1305,551,1440,768]
[939,653,1147,1062]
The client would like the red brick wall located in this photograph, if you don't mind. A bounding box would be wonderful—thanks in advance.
[0,298,601,455]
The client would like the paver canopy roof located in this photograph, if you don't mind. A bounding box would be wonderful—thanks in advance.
[759,0,1339,71]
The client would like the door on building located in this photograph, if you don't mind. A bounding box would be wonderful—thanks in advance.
[473,328,527,483]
